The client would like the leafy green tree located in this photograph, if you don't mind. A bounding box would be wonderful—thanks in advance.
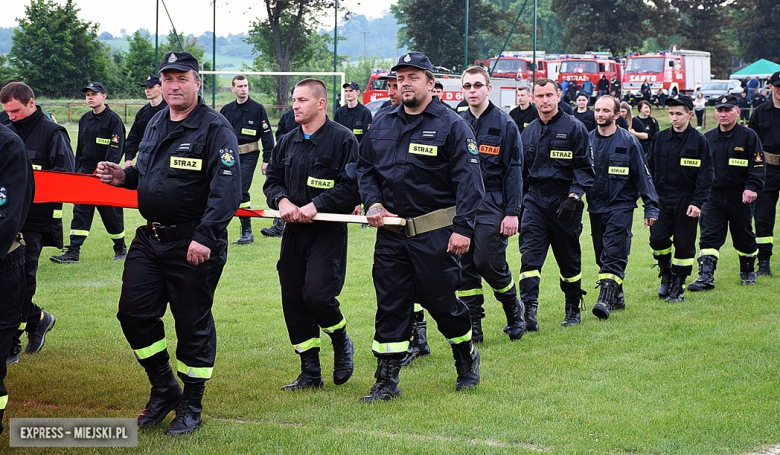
[125,31,156,86]
[0,54,17,83]
[160,31,212,94]
[550,0,677,56]
[244,0,337,108]
[736,0,780,64]
[9,0,108,98]
[394,0,513,71]
[673,0,732,78]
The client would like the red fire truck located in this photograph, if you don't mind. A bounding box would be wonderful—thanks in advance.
[556,53,622,93]
[483,51,547,81]
[621,48,711,98]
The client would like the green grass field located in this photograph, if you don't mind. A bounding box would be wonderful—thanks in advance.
[3,106,777,454]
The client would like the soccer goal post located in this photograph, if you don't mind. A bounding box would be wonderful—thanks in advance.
[199,70,347,114]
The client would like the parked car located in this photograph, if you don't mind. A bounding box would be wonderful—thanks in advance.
[365,99,390,118]
[694,80,743,105]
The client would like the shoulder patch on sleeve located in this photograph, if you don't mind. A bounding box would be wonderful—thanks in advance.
[220,148,236,167]
[466,138,479,155]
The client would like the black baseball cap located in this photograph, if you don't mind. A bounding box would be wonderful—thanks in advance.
[342,81,360,91]
[379,71,397,80]
[391,52,434,72]
[159,51,199,73]
[82,82,106,94]
[141,75,161,87]
[665,94,694,110]
[770,71,780,87]
[576,91,589,99]
[433,81,444,90]
[714,94,739,109]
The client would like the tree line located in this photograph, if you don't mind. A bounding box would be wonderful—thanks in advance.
[1,0,777,105]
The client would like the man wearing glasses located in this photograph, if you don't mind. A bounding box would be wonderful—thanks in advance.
[456,66,525,343]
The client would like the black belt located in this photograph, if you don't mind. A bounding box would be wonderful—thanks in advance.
[146,221,196,242]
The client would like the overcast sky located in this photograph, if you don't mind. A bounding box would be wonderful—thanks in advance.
[2,0,392,37]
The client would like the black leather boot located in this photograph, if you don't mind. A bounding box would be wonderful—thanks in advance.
[688,255,717,291]
[611,284,626,311]
[740,256,757,285]
[260,218,285,237]
[165,382,205,435]
[757,257,772,276]
[414,311,430,355]
[452,342,480,391]
[138,363,183,429]
[592,279,618,320]
[666,274,687,302]
[282,351,324,391]
[233,217,254,244]
[470,316,484,343]
[562,291,585,326]
[656,260,673,298]
[523,300,539,332]
[362,357,402,402]
[327,327,354,385]
[502,300,525,341]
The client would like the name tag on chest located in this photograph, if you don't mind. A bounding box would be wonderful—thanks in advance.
[307,177,334,189]
[608,166,629,175]
[550,150,572,159]
[96,137,110,145]
[479,144,500,155]
[680,158,701,167]
[170,157,203,170]
[409,143,438,156]
[241,128,257,136]
[728,158,748,167]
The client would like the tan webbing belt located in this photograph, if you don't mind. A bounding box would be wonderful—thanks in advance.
[8,233,24,254]
[764,151,780,166]
[382,206,457,237]
[238,142,259,154]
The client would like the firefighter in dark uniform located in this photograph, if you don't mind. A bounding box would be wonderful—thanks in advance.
[51,82,126,263]
[738,91,751,125]
[220,74,275,244]
[648,95,714,302]
[508,85,538,135]
[573,92,596,132]
[378,71,399,112]
[556,83,575,115]
[588,96,659,319]
[263,78,359,392]
[0,123,34,435]
[687,95,765,291]
[263,89,299,239]
[519,78,594,330]
[95,51,241,435]
[124,75,168,167]
[1,82,74,363]
[749,71,780,276]
[457,66,524,343]
[358,52,484,401]
[334,81,372,143]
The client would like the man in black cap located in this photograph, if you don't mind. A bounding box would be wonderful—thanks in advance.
[334,81,372,143]
[95,51,241,435]
[378,72,400,112]
[687,95,764,291]
[647,95,713,302]
[220,74,275,244]
[573,91,596,132]
[1,82,74,362]
[518,78,593,329]
[125,75,167,168]
[358,51,484,401]
[749,71,780,276]
[0,122,35,435]
[51,82,126,263]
